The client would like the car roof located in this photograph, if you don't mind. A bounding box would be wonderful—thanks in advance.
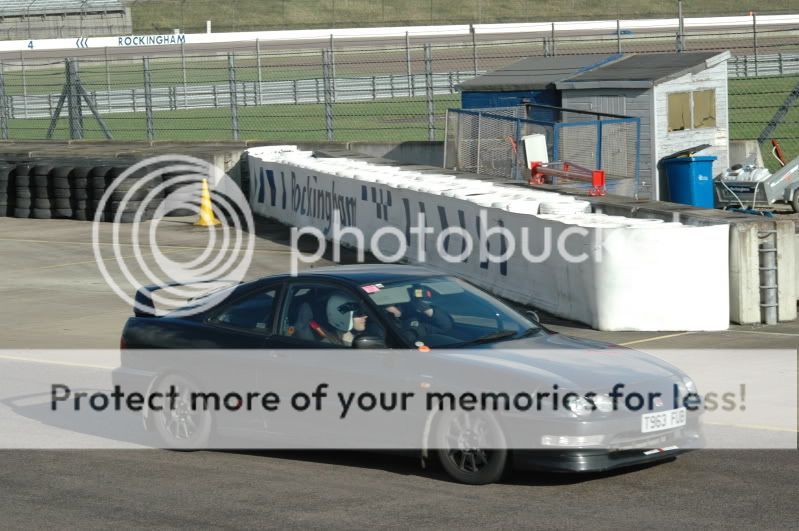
[258,264,442,286]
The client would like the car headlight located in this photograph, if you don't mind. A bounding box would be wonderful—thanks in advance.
[565,395,594,417]
[682,375,697,394]
[592,393,614,413]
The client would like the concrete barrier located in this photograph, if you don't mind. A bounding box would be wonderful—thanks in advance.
[247,146,730,331]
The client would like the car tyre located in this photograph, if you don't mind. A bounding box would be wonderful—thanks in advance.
[434,410,508,485]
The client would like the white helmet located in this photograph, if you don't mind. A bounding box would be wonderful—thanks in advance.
[326,294,361,332]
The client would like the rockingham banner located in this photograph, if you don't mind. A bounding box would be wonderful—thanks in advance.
[2,14,798,53]
[247,146,729,332]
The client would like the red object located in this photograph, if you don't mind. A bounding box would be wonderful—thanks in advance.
[309,320,327,338]
[529,161,606,196]
[771,139,787,166]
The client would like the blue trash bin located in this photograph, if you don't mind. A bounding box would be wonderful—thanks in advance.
[661,155,717,208]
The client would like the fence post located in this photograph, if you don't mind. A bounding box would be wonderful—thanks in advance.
[616,19,622,54]
[329,34,336,102]
[550,22,556,56]
[476,112,482,174]
[676,0,685,52]
[213,84,218,108]
[424,44,434,141]
[143,57,154,141]
[181,42,188,108]
[371,76,376,100]
[406,32,413,97]
[20,53,28,119]
[470,24,478,76]
[66,58,83,140]
[0,62,8,140]
[105,46,112,113]
[596,120,603,170]
[255,38,263,105]
[752,13,758,76]
[132,88,136,112]
[778,52,784,75]
[322,49,334,141]
[228,53,240,140]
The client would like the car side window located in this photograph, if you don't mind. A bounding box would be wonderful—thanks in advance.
[278,283,385,347]
[211,288,278,333]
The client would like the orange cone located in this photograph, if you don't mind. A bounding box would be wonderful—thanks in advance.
[194,178,221,227]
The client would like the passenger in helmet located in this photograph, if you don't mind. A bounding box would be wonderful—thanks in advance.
[320,293,368,347]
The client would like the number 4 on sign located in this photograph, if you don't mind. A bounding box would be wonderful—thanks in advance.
[28,41,33,50]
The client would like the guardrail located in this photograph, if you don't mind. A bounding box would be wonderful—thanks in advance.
[1,70,477,119]
[729,53,799,77]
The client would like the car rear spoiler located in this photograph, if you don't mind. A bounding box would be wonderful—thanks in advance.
[133,280,242,317]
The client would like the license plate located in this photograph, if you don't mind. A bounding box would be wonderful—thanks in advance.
[641,407,686,433]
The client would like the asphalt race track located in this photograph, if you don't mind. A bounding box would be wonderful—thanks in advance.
[0,216,796,529]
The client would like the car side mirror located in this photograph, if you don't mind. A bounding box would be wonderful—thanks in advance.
[353,335,386,349]
[525,310,541,324]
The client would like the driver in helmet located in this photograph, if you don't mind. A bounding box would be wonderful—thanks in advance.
[315,293,368,347]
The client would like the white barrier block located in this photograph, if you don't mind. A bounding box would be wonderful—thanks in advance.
[247,149,730,331]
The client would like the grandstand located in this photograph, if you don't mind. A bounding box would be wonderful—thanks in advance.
[0,0,131,40]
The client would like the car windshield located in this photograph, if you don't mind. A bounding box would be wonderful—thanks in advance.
[363,276,541,348]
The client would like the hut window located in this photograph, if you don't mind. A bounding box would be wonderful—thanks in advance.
[693,90,716,128]
[668,89,716,132]
[667,92,691,131]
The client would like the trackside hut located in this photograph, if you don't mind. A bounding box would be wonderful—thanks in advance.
[556,51,731,200]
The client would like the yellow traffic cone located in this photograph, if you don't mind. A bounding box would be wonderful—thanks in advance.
[194,178,221,227]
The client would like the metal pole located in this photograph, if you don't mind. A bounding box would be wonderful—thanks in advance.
[67,58,83,140]
[616,19,621,54]
[476,112,482,174]
[470,24,478,77]
[143,57,154,141]
[424,44,434,142]
[752,13,758,76]
[406,32,413,97]
[181,42,187,108]
[550,22,556,56]
[329,34,336,102]
[677,0,685,52]
[255,38,263,105]
[105,47,112,113]
[0,61,8,140]
[322,49,334,141]
[228,53,240,140]
[20,53,28,119]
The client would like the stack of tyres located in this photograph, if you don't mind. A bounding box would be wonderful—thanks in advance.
[70,166,92,221]
[31,165,53,219]
[50,166,74,219]
[89,165,112,221]
[13,165,32,218]
[106,166,153,223]
[162,172,198,217]
[0,164,12,216]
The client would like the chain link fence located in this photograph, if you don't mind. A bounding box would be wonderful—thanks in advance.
[0,27,797,150]
[444,106,640,193]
